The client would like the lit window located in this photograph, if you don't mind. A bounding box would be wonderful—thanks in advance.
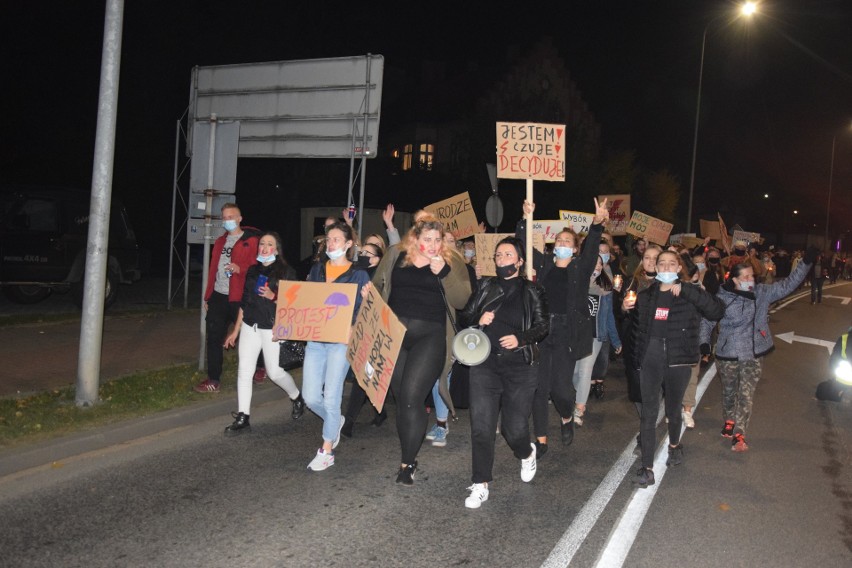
[402,144,413,171]
[391,148,399,158]
[419,143,434,171]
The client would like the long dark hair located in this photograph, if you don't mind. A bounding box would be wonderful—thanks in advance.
[496,236,527,279]
[258,231,293,285]
[594,255,613,291]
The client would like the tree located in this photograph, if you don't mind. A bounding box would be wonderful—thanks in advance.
[645,168,680,223]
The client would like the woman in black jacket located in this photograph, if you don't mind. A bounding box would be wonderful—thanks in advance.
[458,237,549,509]
[222,232,305,435]
[622,250,724,487]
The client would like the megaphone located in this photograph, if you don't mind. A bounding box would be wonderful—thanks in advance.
[452,327,491,366]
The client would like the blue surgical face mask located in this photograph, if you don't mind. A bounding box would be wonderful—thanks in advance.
[464,249,475,259]
[326,248,347,260]
[257,254,276,263]
[554,246,574,259]
[223,220,238,232]
[655,272,679,284]
[696,262,706,271]
[737,280,754,292]
[600,253,610,264]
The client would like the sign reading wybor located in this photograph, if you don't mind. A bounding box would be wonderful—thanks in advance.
[424,191,480,239]
[626,210,673,246]
[496,122,566,181]
[346,285,406,413]
[273,282,357,344]
[558,210,595,235]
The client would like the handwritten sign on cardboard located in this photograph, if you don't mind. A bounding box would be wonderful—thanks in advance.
[273,281,357,344]
[496,122,566,181]
[424,191,480,239]
[346,286,406,413]
[532,220,570,243]
[598,194,631,235]
[699,219,722,240]
[625,210,673,246]
[558,210,595,235]
[475,232,545,276]
[732,230,761,244]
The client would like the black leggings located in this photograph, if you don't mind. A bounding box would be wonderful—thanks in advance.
[533,315,578,438]
[390,317,446,464]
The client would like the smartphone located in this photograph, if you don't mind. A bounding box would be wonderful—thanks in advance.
[255,274,269,295]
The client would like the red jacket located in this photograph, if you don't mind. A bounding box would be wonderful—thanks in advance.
[204,226,261,302]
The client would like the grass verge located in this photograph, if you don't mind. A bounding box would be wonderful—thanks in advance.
[0,352,298,449]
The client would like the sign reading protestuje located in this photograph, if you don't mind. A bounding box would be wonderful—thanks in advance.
[273,281,357,344]
[496,122,566,181]
[346,285,406,413]
[626,210,673,246]
[424,191,480,239]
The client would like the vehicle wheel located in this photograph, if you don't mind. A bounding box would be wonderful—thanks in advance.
[3,285,52,304]
[72,266,120,309]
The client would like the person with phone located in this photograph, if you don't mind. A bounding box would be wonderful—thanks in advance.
[222,232,305,435]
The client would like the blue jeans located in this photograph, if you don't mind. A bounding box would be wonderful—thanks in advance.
[302,341,350,443]
[431,370,451,422]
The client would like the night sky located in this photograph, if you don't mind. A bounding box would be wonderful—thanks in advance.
[2,1,851,270]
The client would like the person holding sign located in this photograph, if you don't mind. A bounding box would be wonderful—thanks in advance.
[369,216,471,485]
[622,251,724,487]
[517,198,609,456]
[457,237,549,509]
[303,222,371,472]
[222,232,305,435]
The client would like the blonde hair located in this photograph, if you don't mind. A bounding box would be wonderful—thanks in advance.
[400,216,455,267]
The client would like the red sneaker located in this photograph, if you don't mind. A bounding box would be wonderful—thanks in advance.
[193,379,220,393]
[731,433,749,452]
[721,420,735,438]
[253,367,267,385]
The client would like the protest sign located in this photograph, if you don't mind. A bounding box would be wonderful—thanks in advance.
[273,281,357,344]
[732,230,761,244]
[558,210,595,235]
[699,219,722,239]
[496,122,566,181]
[475,232,545,276]
[346,285,406,413]
[531,220,570,243]
[424,191,479,239]
[625,210,673,246]
[598,194,631,235]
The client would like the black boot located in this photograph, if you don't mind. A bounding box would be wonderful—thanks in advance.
[291,394,305,420]
[224,412,251,436]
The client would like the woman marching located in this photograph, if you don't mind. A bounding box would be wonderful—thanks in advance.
[302,222,371,471]
[369,216,471,485]
[623,250,724,487]
[701,247,817,452]
[223,232,305,435]
[459,237,549,509]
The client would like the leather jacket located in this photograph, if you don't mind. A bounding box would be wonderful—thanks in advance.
[459,276,550,365]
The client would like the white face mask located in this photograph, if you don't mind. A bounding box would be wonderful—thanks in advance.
[655,272,679,284]
[326,248,347,260]
[464,249,475,259]
[554,246,574,259]
[737,280,754,292]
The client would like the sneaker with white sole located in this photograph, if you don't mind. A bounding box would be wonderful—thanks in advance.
[425,423,441,441]
[431,426,449,447]
[573,407,584,427]
[465,483,489,509]
[307,448,334,471]
[682,409,695,429]
[520,442,537,482]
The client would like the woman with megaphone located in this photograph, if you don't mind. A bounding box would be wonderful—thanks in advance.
[457,237,550,509]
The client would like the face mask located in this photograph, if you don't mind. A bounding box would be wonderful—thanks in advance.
[554,247,574,259]
[600,253,610,264]
[223,220,238,232]
[708,257,720,265]
[734,248,746,256]
[464,249,475,259]
[495,264,518,279]
[655,272,679,284]
[696,262,706,271]
[257,253,276,263]
[354,256,372,270]
[326,248,347,260]
[737,280,754,292]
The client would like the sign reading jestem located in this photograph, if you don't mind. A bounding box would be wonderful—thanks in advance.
[346,286,406,413]
[496,122,566,181]
[273,281,357,344]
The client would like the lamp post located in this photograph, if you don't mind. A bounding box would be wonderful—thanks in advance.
[826,135,836,251]
[686,2,758,233]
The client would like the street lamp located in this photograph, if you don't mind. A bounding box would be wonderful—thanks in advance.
[686,2,758,233]
[826,135,836,250]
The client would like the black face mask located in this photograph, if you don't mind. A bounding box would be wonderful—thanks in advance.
[734,248,746,256]
[354,256,372,270]
[644,270,657,277]
[708,257,721,265]
[496,264,518,279]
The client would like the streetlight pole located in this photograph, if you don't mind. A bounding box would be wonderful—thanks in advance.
[825,135,836,251]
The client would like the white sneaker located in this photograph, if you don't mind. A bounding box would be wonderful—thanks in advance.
[332,417,345,450]
[307,448,334,471]
[520,442,537,482]
[683,409,695,429]
[573,407,584,427]
[465,483,489,509]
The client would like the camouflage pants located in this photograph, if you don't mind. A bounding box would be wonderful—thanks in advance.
[717,358,763,435]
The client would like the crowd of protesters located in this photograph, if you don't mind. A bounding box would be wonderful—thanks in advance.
[196,198,830,507]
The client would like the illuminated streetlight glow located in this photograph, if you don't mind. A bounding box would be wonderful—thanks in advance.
[763,193,769,198]
[793,210,799,215]
[741,2,758,17]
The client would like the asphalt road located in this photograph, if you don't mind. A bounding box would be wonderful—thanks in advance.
[0,282,850,567]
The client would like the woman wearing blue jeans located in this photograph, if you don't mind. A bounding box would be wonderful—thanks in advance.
[303,222,370,472]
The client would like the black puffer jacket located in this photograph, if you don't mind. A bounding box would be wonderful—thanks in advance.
[629,280,724,368]
[459,277,550,365]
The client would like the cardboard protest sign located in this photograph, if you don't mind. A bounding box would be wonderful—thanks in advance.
[699,219,722,239]
[625,210,673,246]
[558,210,595,235]
[496,122,566,181]
[424,191,479,239]
[346,286,406,413]
[732,230,761,245]
[273,281,357,344]
[598,194,631,235]
[532,220,570,243]
[475,233,545,276]
[681,236,706,248]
